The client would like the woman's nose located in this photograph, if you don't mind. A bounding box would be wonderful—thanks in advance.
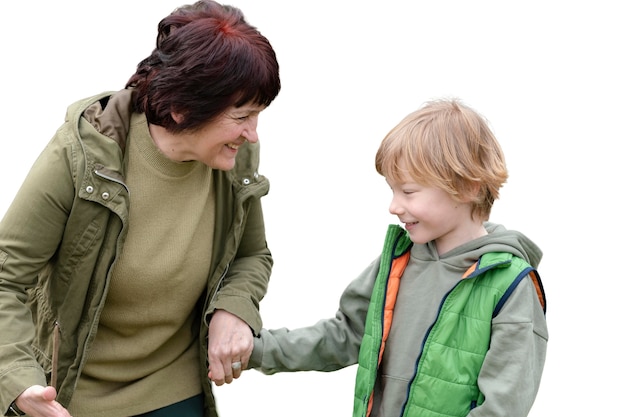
[242,120,259,143]
[243,129,258,143]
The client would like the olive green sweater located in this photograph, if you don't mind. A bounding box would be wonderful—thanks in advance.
[69,113,215,417]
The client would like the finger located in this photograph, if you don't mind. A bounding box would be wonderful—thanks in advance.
[217,359,239,384]
[231,360,243,379]
[222,368,234,384]
[208,363,227,386]
[239,354,251,370]
[214,360,237,384]
[41,386,58,401]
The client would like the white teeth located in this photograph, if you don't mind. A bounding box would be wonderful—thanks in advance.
[227,143,240,150]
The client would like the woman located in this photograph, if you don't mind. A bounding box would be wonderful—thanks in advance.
[0,1,280,416]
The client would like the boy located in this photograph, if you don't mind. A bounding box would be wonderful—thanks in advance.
[248,98,548,417]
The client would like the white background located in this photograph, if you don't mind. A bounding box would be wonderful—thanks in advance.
[1,1,624,415]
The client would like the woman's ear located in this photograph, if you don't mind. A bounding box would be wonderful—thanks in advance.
[171,111,184,124]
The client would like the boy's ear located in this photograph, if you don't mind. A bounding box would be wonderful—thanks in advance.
[460,182,482,203]
[470,181,481,197]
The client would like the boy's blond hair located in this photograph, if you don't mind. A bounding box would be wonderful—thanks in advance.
[375,98,508,221]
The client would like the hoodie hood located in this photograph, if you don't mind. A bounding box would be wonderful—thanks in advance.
[412,221,543,272]
[480,222,543,268]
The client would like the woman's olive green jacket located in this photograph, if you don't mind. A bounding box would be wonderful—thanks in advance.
[0,89,272,417]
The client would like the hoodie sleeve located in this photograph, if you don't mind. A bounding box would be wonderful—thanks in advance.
[468,275,548,417]
[249,258,380,373]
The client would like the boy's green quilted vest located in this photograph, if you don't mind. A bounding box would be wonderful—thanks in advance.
[353,225,545,417]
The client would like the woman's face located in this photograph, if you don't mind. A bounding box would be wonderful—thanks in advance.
[169,102,265,170]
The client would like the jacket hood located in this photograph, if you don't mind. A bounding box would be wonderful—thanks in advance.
[67,89,132,153]
[65,89,265,188]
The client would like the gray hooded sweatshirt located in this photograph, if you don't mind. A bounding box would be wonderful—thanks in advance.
[250,222,548,417]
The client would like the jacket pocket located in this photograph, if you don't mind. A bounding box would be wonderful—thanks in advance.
[55,221,101,285]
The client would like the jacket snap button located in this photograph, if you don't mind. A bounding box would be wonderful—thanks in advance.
[86,186,94,193]
[242,178,251,185]
[101,192,110,200]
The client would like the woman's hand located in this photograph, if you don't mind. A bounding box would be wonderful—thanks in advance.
[207,309,253,386]
[14,385,72,416]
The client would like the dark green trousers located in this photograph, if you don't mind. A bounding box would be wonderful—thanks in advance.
[134,394,203,417]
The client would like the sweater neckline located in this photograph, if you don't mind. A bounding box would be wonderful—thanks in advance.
[130,113,203,179]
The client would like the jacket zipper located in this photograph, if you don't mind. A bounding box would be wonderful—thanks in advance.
[51,321,60,389]
[209,263,229,306]
[94,169,130,194]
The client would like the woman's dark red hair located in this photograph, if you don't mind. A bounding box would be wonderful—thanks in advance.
[126,0,280,132]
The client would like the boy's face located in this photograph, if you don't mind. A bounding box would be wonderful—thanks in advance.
[386,178,485,255]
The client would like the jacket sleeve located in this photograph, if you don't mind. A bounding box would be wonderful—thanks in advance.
[207,141,273,335]
[249,258,380,373]
[0,134,76,410]
[211,196,273,335]
[468,276,549,417]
